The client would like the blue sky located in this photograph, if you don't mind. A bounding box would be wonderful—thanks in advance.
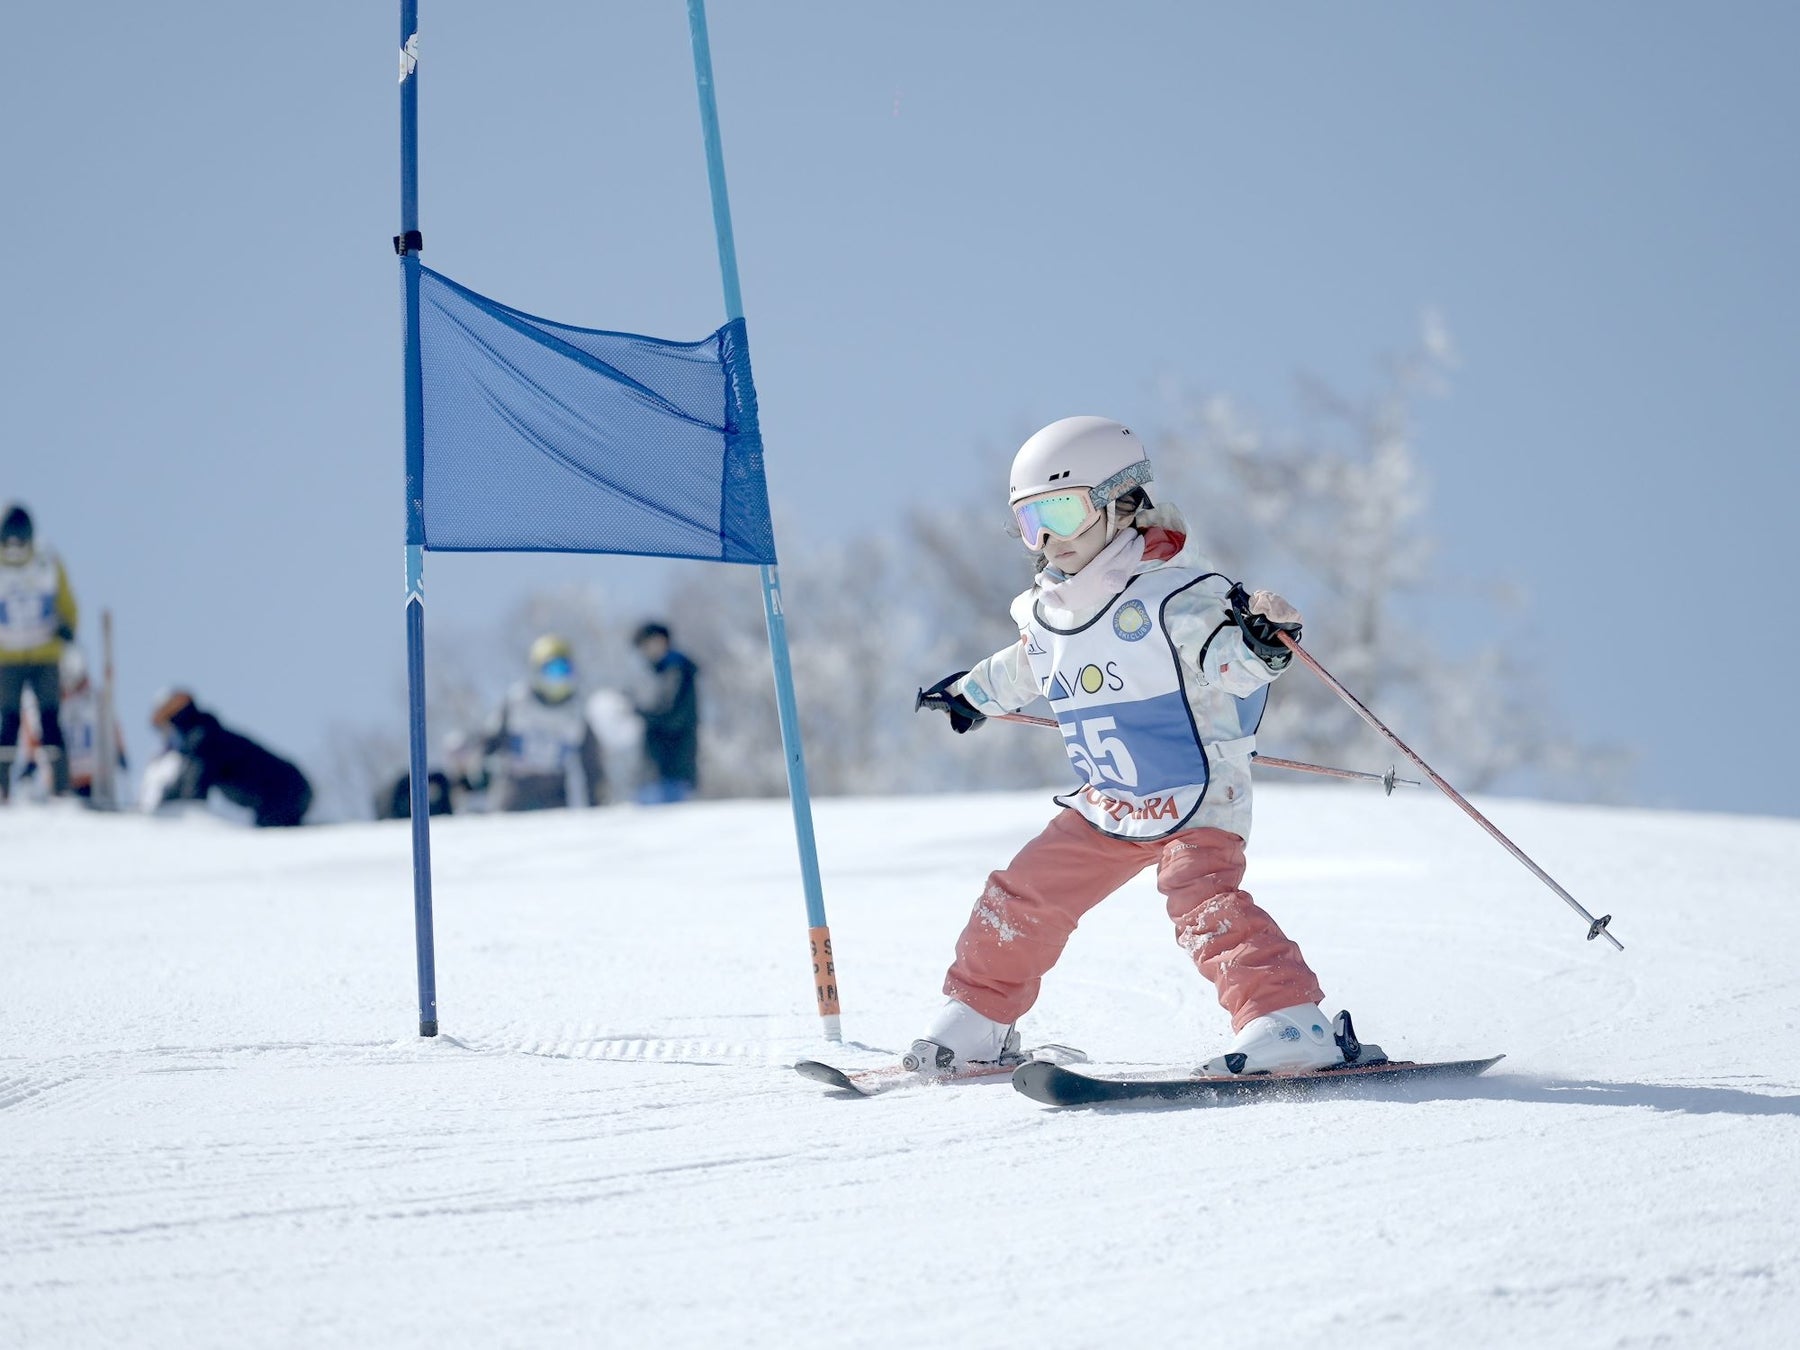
[3,2,1795,816]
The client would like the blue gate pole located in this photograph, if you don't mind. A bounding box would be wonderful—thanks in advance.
[687,0,840,1042]
[398,0,438,1037]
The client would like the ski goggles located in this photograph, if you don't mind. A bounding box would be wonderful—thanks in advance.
[536,656,574,687]
[1012,491,1102,551]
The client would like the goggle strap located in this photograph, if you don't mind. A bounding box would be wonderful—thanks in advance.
[1087,459,1153,509]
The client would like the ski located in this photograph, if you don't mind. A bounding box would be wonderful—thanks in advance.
[1011,1053,1505,1107]
[795,1044,1088,1098]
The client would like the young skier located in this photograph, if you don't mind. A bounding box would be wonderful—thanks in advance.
[480,634,605,811]
[913,416,1343,1077]
[18,647,126,801]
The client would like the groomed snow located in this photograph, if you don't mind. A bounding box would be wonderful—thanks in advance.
[4,786,1797,1348]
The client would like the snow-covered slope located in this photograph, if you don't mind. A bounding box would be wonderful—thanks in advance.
[3,787,1796,1348]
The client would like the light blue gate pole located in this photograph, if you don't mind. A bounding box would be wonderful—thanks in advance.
[687,0,840,1043]
[398,0,438,1038]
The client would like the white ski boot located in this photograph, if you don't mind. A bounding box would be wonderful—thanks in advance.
[903,998,1022,1075]
[1199,1002,1344,1076]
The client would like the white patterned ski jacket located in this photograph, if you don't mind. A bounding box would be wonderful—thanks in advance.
[951,505,1288,841]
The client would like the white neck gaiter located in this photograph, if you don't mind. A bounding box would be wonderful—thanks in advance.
[1035,527,1145,626]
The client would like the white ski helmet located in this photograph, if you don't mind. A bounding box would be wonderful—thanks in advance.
[1008,416,1153,509]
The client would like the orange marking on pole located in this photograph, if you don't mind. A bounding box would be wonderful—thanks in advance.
[808,926,840,1017]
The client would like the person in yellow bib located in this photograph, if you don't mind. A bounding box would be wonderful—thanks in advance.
[0,503,78,800]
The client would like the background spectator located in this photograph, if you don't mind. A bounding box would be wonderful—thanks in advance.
[631,621,699,804]
[149,689,312,827]
[479,633,605,812]
[18,647,126,802]
[375,768,454,821]
[0,503,77,800]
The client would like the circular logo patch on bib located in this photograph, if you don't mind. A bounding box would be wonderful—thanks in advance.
[1113,599,1151,641]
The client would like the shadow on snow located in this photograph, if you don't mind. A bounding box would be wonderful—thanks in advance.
[1461,1075,1800,1118]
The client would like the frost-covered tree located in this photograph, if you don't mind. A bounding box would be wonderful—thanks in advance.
[1155,318,1629,801]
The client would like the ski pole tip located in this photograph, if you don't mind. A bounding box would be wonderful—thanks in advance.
[1587,914,1623,950]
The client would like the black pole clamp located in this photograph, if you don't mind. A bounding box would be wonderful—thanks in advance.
[393,230,424,256]
[1586,913,1613,941]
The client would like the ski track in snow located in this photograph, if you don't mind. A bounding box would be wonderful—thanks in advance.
[2,790,1797,1348]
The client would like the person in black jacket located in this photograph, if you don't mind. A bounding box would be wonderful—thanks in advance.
[631,622,699,804]
[150,690,312,827]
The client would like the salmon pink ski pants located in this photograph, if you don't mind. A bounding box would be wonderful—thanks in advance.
[943,809,1324,1033]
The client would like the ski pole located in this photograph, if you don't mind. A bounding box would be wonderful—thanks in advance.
[1275,632,1622,950]
[1252,754,1419,794]
[919,695,1420,792]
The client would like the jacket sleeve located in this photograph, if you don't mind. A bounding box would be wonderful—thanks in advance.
[951,634,1043,715]
[1163,584,1284,697]
[638,662,697,736]
[169,752,211,801]
[55,559,78,637]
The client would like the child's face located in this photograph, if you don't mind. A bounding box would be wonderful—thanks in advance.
[1044,516,1112,574]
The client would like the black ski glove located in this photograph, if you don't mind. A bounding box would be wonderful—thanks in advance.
[916,671,986,734]
[55,622,75,643]
[1228,583,1302,670]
